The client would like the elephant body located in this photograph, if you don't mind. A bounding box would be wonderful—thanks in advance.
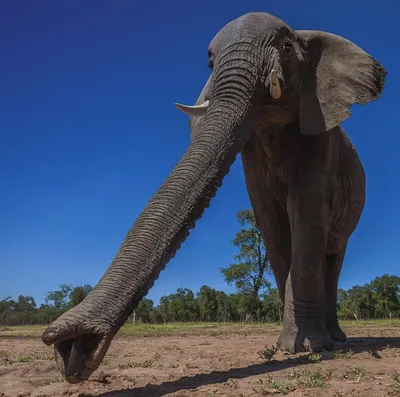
[41,12,386,383]
[241,124,365,350]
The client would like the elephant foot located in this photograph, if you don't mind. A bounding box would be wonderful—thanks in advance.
[278,324,334,353]
[327,323,347,342]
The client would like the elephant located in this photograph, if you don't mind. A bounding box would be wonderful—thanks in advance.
[41,12,386,383]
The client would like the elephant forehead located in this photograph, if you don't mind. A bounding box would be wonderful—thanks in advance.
[210,12,292,49]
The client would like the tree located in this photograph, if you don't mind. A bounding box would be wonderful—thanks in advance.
[369,274,400,318]
[338,285,375,320]
[262,287,283,322]
[215,291,237,322]
[149,307,164,323]
[135,298,154,323]
[15,295,36,312]
[158,295,171,323]
[0,297,16,325]
[228,292,249,321]
[44,284,73,309]
[198,286,218,321]
[168,288,199,322]
[68,285,93,308]
[220,209,271,320]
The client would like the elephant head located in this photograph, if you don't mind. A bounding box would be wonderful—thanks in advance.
[42,12,385,383]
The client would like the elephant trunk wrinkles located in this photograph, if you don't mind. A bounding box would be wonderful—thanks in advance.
[49,59,260,334]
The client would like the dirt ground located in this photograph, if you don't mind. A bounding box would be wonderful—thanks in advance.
[0,322,399,397]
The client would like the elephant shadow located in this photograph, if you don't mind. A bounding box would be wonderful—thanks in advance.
[93,336,400,397]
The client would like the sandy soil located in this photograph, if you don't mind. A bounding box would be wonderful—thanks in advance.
[0,323,399,397]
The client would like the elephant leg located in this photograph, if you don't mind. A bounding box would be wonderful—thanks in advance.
[325,246,347,341]
[255,208,291,304]
[241,134,291,302]
[278,183,333,353]
[265,229,291,304]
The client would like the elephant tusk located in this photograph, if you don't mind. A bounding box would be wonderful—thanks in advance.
[269,69,282,99]
[175,100,209,117]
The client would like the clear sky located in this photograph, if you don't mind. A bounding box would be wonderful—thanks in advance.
[1,0,398,306]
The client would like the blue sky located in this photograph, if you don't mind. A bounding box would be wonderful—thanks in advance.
[0,1,398,307]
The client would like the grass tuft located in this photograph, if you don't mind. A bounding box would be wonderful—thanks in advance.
[15,352,53,362]
[392,371,400,389]
[40,376,64,386]
[342,366,366,381]
[289,367,333,388]
[261,376,297,395]
[119,359,154,369]
[333,349,354,359]
[308,353,322,363]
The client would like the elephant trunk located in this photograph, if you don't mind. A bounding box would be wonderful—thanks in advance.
[41,53,259,383]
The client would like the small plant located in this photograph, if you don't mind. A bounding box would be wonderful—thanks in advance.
[119,359,154,369]
[40,352,54,360]
[308,353,322,363]
[40,376,64,386]
[0,350,12,365]
[343,366,366,381]
[258,344,279,363]
[224,378,239,389]
[392,371,400,389]
[261,376,296,395]
[290,367,333,388]
[333,349,354,359]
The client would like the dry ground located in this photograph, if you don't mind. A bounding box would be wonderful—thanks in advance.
[0,321,399,397]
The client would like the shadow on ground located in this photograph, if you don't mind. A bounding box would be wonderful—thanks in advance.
[338,336,400,358]
[91,336,400,397]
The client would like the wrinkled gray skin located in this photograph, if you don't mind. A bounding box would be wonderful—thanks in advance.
[41,12,386,384]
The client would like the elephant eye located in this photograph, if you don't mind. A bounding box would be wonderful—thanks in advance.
[282,39,293,56]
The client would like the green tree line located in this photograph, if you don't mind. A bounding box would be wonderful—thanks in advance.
[0,284,92,326]
[1,274,399,326]
[1,210,398,326]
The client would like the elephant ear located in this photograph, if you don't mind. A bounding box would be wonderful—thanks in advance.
[296,30,387,135]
